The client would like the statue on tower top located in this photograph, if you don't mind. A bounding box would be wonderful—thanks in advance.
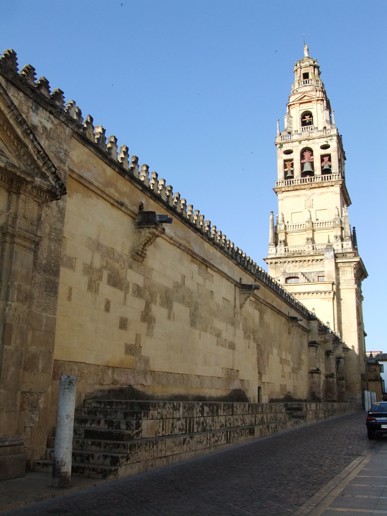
[304,43,309,57]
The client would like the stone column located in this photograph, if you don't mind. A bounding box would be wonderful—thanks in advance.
[53,375,77,488]
[308,341,322,401]
[308,319,322,401]
[336,356,346,401]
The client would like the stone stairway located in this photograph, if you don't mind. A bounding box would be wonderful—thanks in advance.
[34,398,353,480]
[35,400,159,479]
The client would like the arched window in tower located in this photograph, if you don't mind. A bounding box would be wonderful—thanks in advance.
[301,111,313,129]
[283,159,294,179]
[321,154,332,174]
[301,148,314,177]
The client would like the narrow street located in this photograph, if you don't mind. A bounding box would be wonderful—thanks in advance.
[3,411,378,515]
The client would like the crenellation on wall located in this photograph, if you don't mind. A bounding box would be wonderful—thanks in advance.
[0,49,326,323]
[107,135,118,161]
[0,49,18,72]
[82,114,95,140]
[50,88,65,109]
[36,77,50,98]
[65,100,83,125]
[94,125,106,150]
[118,144,129,169]
[19,64,36,85]
[139,163,150,185]
[128,155,139,177]
[165,184,173,205]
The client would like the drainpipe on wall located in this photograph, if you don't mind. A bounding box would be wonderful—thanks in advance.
[52,375,77,488]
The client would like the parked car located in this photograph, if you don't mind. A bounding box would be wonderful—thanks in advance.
[366,402,387,439]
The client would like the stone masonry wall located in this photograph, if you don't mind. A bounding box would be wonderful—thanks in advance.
[72,398,356,479]
[0,50,354,474]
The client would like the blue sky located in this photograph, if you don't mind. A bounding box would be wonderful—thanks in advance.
[1,0,386,350]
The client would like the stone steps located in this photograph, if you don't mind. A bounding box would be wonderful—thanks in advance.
[75,407,143,419]
[74,416,141,432]
[73,426,139,442]
[72,449,131,467]
[33,399,352,480]
[34,397,263,479]
[74,438,138,454]
[71,462,119,479]
[34,398,148,478]
[82,399,172,410]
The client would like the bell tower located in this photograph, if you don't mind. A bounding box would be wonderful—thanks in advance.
[265,45,368,400]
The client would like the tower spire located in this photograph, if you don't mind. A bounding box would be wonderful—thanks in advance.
[265,49,368,401]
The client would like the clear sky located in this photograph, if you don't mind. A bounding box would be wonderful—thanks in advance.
[1,0,386,350]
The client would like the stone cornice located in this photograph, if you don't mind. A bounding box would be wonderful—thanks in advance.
[265,257,324,266]
[292,291,334,298]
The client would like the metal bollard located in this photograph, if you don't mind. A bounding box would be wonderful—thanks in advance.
[52,375,77,488]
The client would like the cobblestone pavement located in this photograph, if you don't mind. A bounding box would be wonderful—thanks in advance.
[3,411,377,516]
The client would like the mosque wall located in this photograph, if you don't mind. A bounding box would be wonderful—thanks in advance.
[0,50,355,477]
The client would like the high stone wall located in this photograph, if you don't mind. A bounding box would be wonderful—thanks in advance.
[52,133,312,404]
[0,49,356,473]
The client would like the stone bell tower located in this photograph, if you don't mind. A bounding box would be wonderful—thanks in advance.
[265,45,368,400]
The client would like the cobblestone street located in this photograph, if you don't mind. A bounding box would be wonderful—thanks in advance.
[3,411,378,515]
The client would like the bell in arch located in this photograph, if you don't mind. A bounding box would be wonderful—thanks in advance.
[285,169,294,179]
[302,162,314,175]
[284,160,294,179]
[321,155,332,174]
[301,149,314,176]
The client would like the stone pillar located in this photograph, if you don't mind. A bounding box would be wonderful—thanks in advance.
[53,375,77,488]
[308,341,322,401]
[324,350,337,401]
[307,318,322,401]
[336,356,346,401]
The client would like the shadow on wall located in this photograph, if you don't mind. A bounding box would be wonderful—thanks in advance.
[87,385,250,402]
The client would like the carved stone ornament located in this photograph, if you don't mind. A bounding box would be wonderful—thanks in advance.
[131,224,165,262]
[131,210,172,262]
[239,282,260,308]
[0,82,66,200]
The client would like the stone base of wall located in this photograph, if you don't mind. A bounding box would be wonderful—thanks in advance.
[35,397,360,480]
[0,436,26,481]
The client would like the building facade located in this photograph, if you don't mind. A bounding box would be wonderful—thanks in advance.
[374,353,387,396]
[366,355,384,401]
[265,45,368,401]
[0,47,362,480]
